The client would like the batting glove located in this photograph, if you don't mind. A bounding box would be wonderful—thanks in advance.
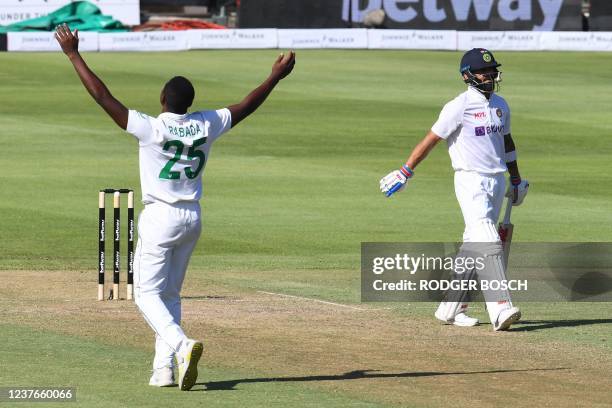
[380,165,413,197]
[506,176,529,206]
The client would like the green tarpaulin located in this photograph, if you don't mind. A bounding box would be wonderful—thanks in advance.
[0,1,128,33]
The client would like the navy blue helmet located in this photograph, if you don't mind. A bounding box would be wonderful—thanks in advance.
[459,48,502,94]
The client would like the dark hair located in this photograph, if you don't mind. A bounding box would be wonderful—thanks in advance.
[163,76,195,114]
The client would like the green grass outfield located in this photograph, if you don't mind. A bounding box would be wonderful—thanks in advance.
[0,50,611,407]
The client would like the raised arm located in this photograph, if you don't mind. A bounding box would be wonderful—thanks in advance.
[228,51,296,128]
[380,131,442,197]
[54,24,128,130]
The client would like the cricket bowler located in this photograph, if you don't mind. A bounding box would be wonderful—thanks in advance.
[380,48,529,331]
[55,24,295,389]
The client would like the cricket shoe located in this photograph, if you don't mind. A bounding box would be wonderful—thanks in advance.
[177,339,203,391]
[149,367,175,387]
[493,307,521,331]
[435,311,479,327]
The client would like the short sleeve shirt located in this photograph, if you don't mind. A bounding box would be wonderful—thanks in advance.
[126,108,232,204]
[431,87,510,174]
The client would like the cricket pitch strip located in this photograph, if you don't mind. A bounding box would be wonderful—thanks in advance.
[0,270,610,407]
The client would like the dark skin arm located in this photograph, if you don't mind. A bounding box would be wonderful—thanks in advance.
[404,130,443,170]
[228,51,296,128]
[504,133,521,179]
[55,24,128,129]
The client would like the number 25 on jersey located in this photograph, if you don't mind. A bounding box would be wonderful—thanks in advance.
[159,137,207,180]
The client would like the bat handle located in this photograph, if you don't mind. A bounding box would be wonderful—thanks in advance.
[502,196,512,225]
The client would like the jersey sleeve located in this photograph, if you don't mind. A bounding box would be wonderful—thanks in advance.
[504,105,511,135]
[126,110,155,144]
[201,108,232,143]
[431,98,463,140]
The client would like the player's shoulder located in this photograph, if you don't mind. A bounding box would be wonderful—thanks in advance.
[188,108,229,122]
[130,109,154,121]
[439,90,469,116]
[491,93,510,110]
[185,110,207,123]
[127,109,155,132]
[443,89,470,106]
[491,93,508,103]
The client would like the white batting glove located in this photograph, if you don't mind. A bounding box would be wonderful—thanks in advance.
[380,165,414,197]
[506,177,529,206]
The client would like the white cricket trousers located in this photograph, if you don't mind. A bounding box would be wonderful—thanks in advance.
[133,200,201,369]
[437,170,513,323]
[454,170,505,241]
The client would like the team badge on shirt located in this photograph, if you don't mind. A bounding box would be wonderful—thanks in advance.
[496,108,503,118]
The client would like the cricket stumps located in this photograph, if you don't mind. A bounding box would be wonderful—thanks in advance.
[98,188,135,301]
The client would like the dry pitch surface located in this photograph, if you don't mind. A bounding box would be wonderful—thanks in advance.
[1,270,610,407]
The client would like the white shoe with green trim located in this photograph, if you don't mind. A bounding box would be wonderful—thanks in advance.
[177,339,203,391]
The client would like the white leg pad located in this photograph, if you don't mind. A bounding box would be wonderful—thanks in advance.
[476,240,514,325]
[435,301,469,322]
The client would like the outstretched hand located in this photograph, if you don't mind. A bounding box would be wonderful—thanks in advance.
[54,23,79,57]
[226,51,296,128]
[271,51,296,81]
[52,22,128,129]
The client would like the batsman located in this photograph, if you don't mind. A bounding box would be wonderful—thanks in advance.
[380,48,529,331]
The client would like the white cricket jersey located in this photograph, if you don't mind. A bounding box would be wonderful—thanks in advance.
[126,109,232,204]
[431,87,511,175]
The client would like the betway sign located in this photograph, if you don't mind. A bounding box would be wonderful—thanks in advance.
[342,0,564,31]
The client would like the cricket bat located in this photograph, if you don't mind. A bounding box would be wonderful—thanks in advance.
[498,196,513,270]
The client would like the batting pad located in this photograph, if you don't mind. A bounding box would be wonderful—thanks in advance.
[474,241,515,324]
[435,245,479,321]
[435,301,469,322]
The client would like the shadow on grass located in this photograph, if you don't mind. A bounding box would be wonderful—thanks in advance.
[198,367,569,391]
[508,319,612,332]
